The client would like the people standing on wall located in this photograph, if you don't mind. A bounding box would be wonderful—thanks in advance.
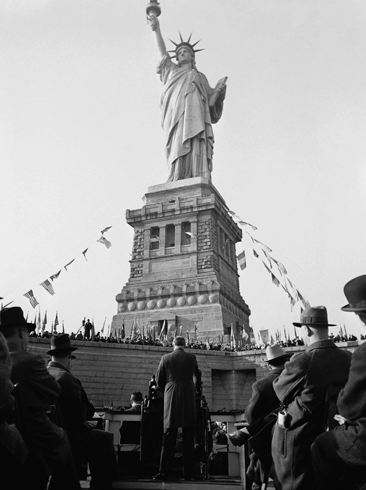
[153,336,202,481]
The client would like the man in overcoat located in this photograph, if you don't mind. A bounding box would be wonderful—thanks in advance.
[0,307,80,490]
[47,334,116,490]
[229,344,290,489]
[154,336,201,481]
[271,305,351,490]
[312,275,366,489]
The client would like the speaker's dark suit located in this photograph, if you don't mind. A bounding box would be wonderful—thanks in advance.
[156,347,201,477]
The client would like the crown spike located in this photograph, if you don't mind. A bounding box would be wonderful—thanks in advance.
[191,40,201,48]
[179,32,184,42]
[188,33,192,43]
[169,39,179,47]
[194,48,204,53]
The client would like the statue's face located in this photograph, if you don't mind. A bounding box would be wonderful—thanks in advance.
[177,47,194,65]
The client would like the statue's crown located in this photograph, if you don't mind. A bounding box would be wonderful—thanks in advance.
[168,33,204,59]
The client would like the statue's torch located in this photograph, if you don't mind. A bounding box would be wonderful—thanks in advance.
[146,0,161,19]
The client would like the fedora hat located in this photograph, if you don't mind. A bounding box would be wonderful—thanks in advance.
[341,275,366,312]
[0,307,36,332]
[47,334,77,356]
[265,344,289,363]
[293,305,336,327]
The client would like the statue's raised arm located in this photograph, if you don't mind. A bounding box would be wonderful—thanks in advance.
[146,3,227,183]
[147,14,167,59]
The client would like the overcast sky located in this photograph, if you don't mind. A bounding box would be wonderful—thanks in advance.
[2,0,366,339]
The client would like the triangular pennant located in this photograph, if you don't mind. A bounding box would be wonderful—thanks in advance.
[23,290,39,309]
[237,250,246,270]
[101,226,112,235]
[82,248,88,261]
[64,259,75,271]
[238,220,258,231]
[253,238,272,253]
[97,235,112,249]
[50,270,61,281]
[40,279,55,296]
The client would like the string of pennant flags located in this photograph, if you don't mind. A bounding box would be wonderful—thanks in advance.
[229,209,310,312]
[2,225,113,311]
[3,210,309,335]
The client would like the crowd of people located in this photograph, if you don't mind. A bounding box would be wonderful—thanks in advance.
[2,274,366,489]
[228,274,366,490]
[0,307,117,490]
[29,326,360,352]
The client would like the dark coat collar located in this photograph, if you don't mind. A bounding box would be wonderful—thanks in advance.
[305,338,336,352]
[47,360,71,373]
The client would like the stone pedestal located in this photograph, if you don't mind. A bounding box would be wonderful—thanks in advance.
[111,177,250,341]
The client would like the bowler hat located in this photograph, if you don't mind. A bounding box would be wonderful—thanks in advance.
[341,275,366,312]
[47,334,77,356]
[0,307,36,332]
[265,344,289,363]
[293,305,336,327]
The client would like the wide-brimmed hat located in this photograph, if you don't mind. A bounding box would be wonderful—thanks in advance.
[293,305,336,327]
[47,334,77,356]
[0,307,36,333]
[265,344,289,363]
[341,275,366,312]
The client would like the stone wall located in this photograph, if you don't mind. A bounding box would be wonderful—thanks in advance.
[29,339,360,412]
[29,338,260,411]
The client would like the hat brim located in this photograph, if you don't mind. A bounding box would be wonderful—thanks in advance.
[341,303,366,312]
[1,322,36,332]
[265,354,290,363]
[47,346,77,355]
[293,322,336,327]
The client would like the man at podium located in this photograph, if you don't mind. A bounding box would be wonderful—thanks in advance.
[153,336,201,481]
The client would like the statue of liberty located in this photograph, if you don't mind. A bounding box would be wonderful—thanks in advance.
[147,9,227,182]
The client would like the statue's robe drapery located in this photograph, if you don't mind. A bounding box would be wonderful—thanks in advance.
[158,55,225,181]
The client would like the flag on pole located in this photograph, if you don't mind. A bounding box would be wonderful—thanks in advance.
[54,312,59,329]
[42,311,47,333]
[101,226,112,235]
[40,279,55,296]
[159,320,167,339]
[97,236,112,249]
[101,317,106,335]
[50,270,61,281]
[24,290,39,309]
[36,309,41,332]
[121,320,125,339]
[82,248,88,261]
[259,329,269,345]
[130,319,136,340]
[237,251,246,270]
[62,321,65,334]
[64,259,75,271]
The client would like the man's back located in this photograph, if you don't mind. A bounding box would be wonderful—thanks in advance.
[47,360,94,434]
[272,340,351,490]
[156,347,200,431]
